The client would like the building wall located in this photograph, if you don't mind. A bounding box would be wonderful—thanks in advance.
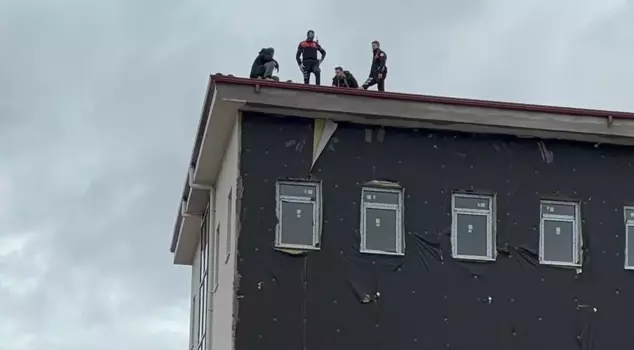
[208,115,240,350]
[235,112,634,350]
[187,116,240,350]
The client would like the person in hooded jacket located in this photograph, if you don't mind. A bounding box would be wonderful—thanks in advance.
[250,47,279,80]
[332,66,358,88]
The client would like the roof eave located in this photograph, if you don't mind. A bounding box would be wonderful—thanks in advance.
[169,74,634,264]
[170,78,245,265]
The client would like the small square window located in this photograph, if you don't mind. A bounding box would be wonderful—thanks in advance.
[625,207,634,270]
[360,187,404,255]
[539,200,582,267]
[275,181,322,250]
[451,193,496,261]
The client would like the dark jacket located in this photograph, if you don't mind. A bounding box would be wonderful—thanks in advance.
[296,40,326,64]
[250,48,279,77]
[369,49,387,76]
[332,71,359,88]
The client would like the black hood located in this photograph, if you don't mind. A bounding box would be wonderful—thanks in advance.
[260,47,274,54]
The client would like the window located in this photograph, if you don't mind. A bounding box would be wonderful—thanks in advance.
[196,203,210,349]
[275,180,322,250]
[360,186,404,255]
[625,207,634,269]
[539,200,582,266]
[226,188,232,263]
[451,193,496,261]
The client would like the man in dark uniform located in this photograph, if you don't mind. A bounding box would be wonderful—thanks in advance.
[250,47,279,80]
[332,66,358,88]
[296,30,326,85]
[361,40,387,91]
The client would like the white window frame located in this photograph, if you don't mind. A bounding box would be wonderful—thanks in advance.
[451,193,496,261]
[360,186,405,256]
[539,200,582,267]
[624,206,634,270]
[275,180,322,250]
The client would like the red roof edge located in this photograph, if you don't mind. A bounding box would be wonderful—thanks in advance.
[210,74,634,120]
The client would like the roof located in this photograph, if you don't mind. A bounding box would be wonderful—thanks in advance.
[170,74,634,264]
[211,75,634,118]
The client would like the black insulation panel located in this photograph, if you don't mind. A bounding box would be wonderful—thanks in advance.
[236,112,634,350]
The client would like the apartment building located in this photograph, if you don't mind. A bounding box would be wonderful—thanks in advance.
[170,74,634,350]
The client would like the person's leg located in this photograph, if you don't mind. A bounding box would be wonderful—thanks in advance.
[251,65,265,78]
[263,61,276,78]
[377,71,386,91]
[312,63,321,85]
[302,60,314,84]
[377,79,385,91]
[362,76,376,89]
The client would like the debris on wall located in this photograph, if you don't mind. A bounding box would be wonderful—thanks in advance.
[363,127,386,143]
[364,128,373,143]
[376,127,386,143]
[537,140,554,163]
[284,139,306,153]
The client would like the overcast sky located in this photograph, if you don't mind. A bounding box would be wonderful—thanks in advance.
[1,1,633,349]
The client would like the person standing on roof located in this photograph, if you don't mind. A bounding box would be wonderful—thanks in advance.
[332,66,359,88]
[361,40,387,91]
[296,30,326,85]
[250,47,279,80]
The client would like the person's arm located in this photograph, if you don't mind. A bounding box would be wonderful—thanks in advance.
[376,50,387,71]
[295,43,303,65]
[317,44,326,62]
[332,76,337,87]
[348,73,359,88]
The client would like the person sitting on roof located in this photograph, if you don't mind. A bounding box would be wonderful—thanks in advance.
[250,47,279,80]
[332,66,358,88]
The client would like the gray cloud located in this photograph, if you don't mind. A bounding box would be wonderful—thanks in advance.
[1,0,633,349]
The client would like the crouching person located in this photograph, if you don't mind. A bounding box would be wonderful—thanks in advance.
[250,47,280,80]
[332,66,358,88]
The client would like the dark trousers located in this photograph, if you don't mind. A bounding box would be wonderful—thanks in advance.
[302,60,321,85]
[251,61,276,78]
[362,70,387,91]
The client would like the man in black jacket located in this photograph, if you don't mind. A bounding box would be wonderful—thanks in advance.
[361,40,387,91]
[296,30,326,85]
[332,66,358,88]
[250,47,279,80]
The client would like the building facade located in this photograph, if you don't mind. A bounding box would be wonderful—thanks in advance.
[170,75,634,350]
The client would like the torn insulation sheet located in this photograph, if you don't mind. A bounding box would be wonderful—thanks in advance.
[311,119,338,170]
